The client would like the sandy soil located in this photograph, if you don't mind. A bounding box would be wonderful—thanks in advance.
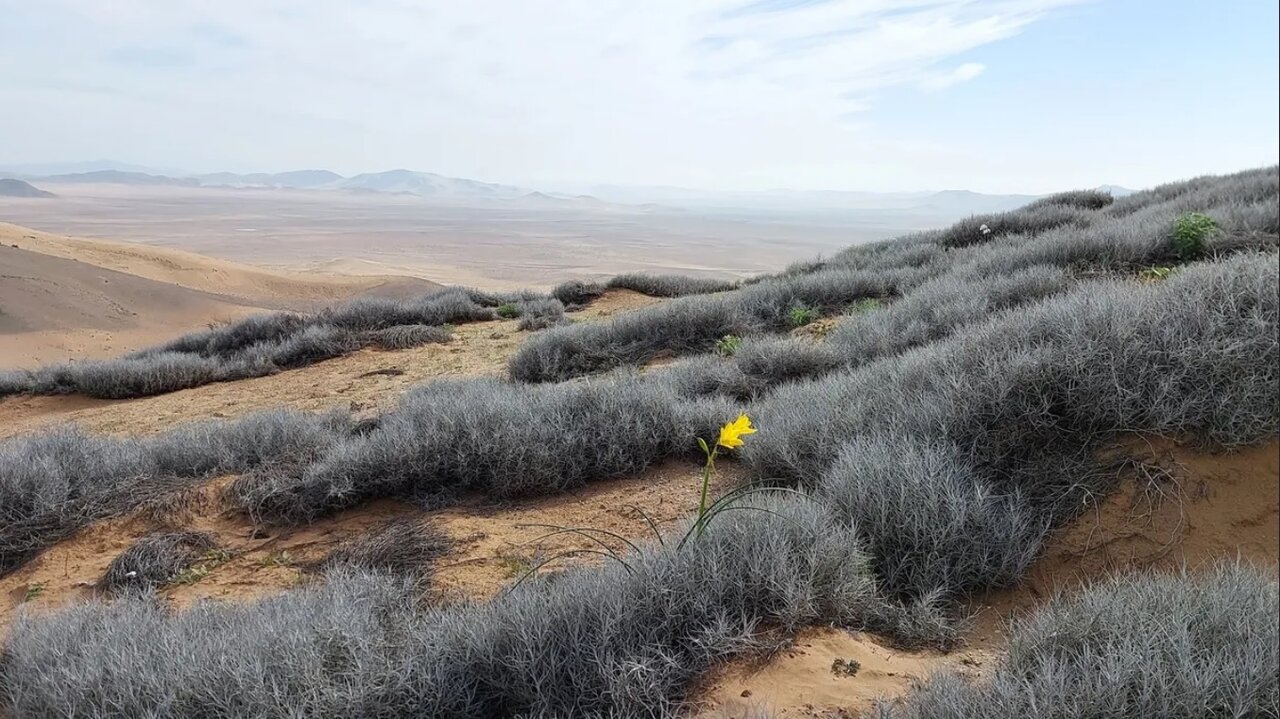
[0,458,748,625]
[1,222,436,305]
[0,223,441,365]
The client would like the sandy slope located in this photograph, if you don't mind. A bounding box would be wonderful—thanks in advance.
[0,277,1274,717]
[0,223,440,365]
[0,223,437,305]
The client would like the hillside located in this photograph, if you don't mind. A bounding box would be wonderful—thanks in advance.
[0,223,439,364]
[0,167,1275,718]
[0,244,263,364]
[0,179,53,198]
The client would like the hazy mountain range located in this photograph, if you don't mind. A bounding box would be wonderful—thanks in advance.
[0,161,1136,213]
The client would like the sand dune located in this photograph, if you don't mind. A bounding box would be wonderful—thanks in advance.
[0,223,437,305]
[0,223,440,365]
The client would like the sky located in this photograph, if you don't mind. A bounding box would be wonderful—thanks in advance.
[0,0,1276,193]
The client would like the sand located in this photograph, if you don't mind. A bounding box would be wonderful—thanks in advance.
[0,222,439,366]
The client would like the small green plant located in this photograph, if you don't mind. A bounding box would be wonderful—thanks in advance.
[1171,212,1217,260]
[172,548,233,585]
[495,547,538,578]
[495,303,520,319]
[22,581,47,603]
[260,550,295,568]
[714,334,743,356]
[849,298,883,313]
[1139,266,1175,282]
[788,304,819,328]
[831,657,861,677]
[172,565,212,585]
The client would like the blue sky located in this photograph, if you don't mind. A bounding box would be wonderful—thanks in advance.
[0,0,1275,193]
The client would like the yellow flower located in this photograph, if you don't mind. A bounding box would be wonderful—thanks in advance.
[716,413,756,449]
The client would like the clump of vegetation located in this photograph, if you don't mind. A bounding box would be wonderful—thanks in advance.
[1024,188,1115,211]
[259,551,295,568]
[1170,211,1217,260]
[551,279,606,308]
[21,582,46,603]
[787,304,820,328]
[316,518,449,581]
[878,564,1278,718]
[1138,265,1175,282]
[605,273,738,297]
[495,303,520,319]
[848,297,883,313]
[714,334,743,356]
[170,548,232,586]
[514,298,567,330]
[100,532,217,594]
[830,657,861,677]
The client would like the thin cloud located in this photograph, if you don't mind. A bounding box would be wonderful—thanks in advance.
[0,0,1081,187]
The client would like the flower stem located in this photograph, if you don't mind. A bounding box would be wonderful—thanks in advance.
[697,445,717,535]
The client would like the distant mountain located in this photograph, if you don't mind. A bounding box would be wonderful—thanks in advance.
[0,160,180,177]
[0,178,54,198]
[1096,184,1137,197]
[17,163,1128,215]
[195,170,344,189]
[917,189,1038,214]
[337,169,526,198]
[574,184,1040,215]
[36,170,200,187]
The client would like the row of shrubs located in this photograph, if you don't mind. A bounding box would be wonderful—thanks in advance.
[511,264,926,382]
[0,288,568,400]
[0,375,732,573]
[0,268,749,401]
[507,167,1279,383]
[0,249,1274,717]
[2,521,1272,717]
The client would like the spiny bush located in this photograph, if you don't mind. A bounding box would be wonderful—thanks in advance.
[226,375,733,523]
[877,563,1279,718]
[363,324,452,350]
[550,279,606,308]
[1170,211,1217,260]
[1024,188,1114,211]
[514,298,567,330]
[818,436,1045,599]
[606,272,738,297]
[315,518,449,581]
[99,531,217,594]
